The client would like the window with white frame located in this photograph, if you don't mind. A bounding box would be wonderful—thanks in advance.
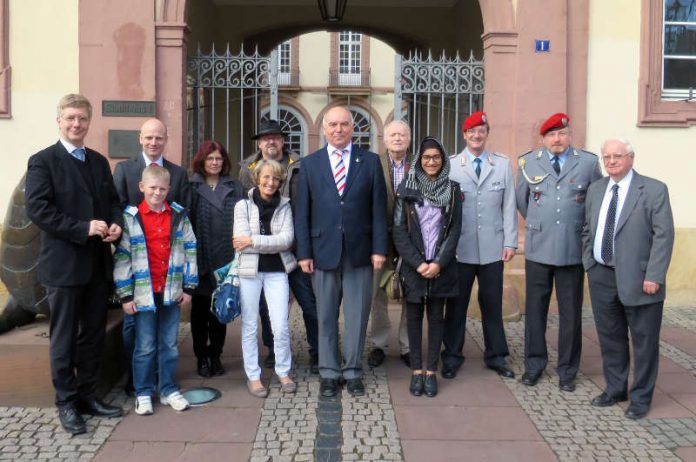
[277,40,291,86]
[339,31,361,85]
[663,0,696,99]
[261,106,306,156]
[349,107,373,150]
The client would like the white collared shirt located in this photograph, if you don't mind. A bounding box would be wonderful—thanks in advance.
[59,138,84,156]
[593,169,634,265]
[327,143,352,178]
[142,152,164,167]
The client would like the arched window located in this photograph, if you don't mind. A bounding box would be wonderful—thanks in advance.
[261,106,307,156]
[349,107,374,150]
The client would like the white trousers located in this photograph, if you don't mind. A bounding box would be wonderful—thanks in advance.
[240,272,291,379]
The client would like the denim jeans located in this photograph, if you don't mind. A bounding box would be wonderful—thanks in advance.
[133,294,181,397]
[240,272,291,379]
[259,267,318,355]
[122,313,135,369]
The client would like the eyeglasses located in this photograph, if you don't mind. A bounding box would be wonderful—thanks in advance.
[206,156,224,163]
[421,155,443,164]
[465,127,488,135]
[602,154,630,162]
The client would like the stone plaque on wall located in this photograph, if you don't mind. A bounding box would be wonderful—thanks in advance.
[108,130,141,159]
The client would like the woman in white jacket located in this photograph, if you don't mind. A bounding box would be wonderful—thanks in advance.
[233,159,297,397]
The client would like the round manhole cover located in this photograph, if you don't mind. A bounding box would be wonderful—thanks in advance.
[181,387,221,406]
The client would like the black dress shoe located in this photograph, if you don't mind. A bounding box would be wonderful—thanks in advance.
[346,378,366,397]
[320,378,339,398]
[424,374,438,397]
[309,353,319,375]
[77,398,123,418]
[58,406,87,435]
[625,402,650,420]
[263,351,276,368]
[409,374,424,396]
[210,356,225,376]
[367,348,386,368]
[400,353,411,368]
[521,371,542,386]
[441,366,457,379]
[197,357,211,378]
[559,379,576,392]
[489,365,515,378]
[591,391,628,407]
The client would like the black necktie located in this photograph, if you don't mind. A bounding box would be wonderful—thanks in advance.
[601,184,619,265]
[474,157,481,178]
[552,156,561,174]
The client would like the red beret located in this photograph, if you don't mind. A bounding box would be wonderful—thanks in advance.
[540,112,570,136]
[462,111,488,132]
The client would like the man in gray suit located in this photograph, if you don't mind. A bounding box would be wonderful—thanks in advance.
[441,112,517,379]
[113,118,191,394]
[516,113,602,391]
[582,138,673,420]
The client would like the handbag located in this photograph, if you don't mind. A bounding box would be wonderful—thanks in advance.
[210,254,242,324]
[380,257,403,301]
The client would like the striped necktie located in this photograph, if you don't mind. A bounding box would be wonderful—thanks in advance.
[334,149,346,195]
[600,184,619,265]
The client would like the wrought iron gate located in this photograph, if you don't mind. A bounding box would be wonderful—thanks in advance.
[394,51,484,156]
[186,46,279,167]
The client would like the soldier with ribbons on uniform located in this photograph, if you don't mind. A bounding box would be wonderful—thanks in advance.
[515,113,602,392]
[441,111,517,380]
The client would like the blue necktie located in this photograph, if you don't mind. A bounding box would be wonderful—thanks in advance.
[72,147,86,162]
[601,184,619,265]
[473,157,482,178]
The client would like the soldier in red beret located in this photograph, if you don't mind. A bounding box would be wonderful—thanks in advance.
[441,111,517,380]
[515,112,602,391]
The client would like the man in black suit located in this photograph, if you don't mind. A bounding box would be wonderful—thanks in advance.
[295,106,388,397]
[582,138,674,419]
[112,118,191,393]
[25,94,124,435]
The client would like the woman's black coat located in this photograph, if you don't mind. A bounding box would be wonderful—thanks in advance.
[392,181,462,304]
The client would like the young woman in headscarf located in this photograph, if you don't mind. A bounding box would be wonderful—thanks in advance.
[392,137,462,398]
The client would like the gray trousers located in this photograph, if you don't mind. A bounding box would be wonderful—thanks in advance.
[368,267,409,354]
[313,256,373,380]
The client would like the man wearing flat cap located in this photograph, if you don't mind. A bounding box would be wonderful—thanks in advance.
[515,112,602,391]
[441,111,517,380]
[239,119,319,374]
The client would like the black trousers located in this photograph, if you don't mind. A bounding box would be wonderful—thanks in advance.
[442,261,510,370]
[588,264,663,405]
[406,297,445,372]
[191,293,227,359]
[524,260,584,381]
[46,276,108,408]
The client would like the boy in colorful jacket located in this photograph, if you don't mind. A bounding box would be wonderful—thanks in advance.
[114,165,198,415]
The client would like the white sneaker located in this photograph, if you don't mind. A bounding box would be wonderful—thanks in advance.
[160,391,190,411]
[134,396,153,416]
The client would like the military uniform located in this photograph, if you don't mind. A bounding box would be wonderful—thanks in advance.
[516,146,602,382]
[442,148,517,371]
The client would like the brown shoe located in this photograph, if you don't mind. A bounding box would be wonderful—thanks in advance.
[279,376,297,394]
[247,380,268,398]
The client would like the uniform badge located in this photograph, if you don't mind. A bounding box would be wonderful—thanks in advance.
[575,193,585,204]
[533,191,542,203]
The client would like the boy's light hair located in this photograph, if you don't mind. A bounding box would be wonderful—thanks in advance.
[57,94,92,119]
[141,164,171,185]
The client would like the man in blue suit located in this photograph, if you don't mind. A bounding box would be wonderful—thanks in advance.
[295,106,388,397]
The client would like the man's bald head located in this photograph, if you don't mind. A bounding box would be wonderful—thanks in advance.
[322,106,354,150]
[140,118,168,161]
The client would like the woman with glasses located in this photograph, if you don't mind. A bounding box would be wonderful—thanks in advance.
[189,141,244,377]
[392,137,462,397]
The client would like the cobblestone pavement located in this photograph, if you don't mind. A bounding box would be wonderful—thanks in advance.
[5,306,696,460]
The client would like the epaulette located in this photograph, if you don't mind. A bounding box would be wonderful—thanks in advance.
[491,152,508,159]
[124,205,138,216]
[578,148,597,157]
[448,154,458,160]
[518,150,533,167]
